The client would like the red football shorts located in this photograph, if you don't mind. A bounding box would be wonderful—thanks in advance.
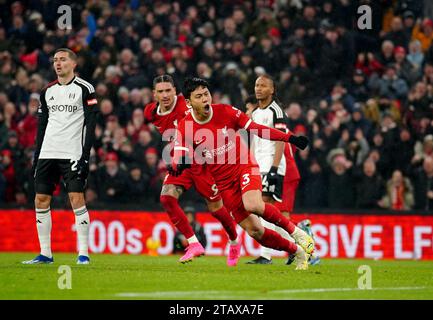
[163,164,221,202]
[219,165,262,224]
[274,178,300,213]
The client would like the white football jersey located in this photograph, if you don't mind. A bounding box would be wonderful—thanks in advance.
[251,100,287,175]
[38,76,98,160]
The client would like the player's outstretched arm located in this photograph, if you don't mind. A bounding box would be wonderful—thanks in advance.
[170,123,192,176]
[246,120,309,150]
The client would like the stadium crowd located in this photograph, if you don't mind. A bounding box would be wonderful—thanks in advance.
[0,0,432,211]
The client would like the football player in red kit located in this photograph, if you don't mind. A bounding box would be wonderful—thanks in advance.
[172,78,314,270]
[144,75,239,265]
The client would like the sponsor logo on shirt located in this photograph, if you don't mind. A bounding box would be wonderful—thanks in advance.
[87,98,97,106]
[48,105,79,113]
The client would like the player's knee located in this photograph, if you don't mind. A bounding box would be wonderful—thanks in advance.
[160,184,180,198]
[247,225,264,240]
[35,194,51,209]
[243,201,263,215]
[160,195,176,210]
[206,200,222,212]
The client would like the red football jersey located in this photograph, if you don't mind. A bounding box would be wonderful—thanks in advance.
[175,104,258,189]
[143,95,190,140]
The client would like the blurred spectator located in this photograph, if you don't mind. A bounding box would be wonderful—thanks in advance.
[349,69,369,103]
[377,40,395,67]
[383,16,409,48]
[0,112,8,148]
[354,159,385,209]
[0,149,16,202]
[394,46,422,86]
[246,8,278,43]
[17,93,38,149]
[378,170,414,210]
[316,26,347,94]
[132,129,154,165]
[126,164,151,204]
[412,157,433,210]
[394,128,415,175]
[412,134,433,167]
[369,63,408,100]
[172,206,207,253]
[326,149,355,209]
[337,128,370,167]
[298,154,327,208]
[220,62,245,108]
[326,82,355,113]
[411,19,433,52]
[93,152,129,203]
[143,147,160,178]
[402,11,416,39]
[347,110,372,138]
[355,52,383,77]
[407,39,425,69]
[286,102,307,131]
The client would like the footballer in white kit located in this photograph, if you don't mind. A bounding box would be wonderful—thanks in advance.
[247,75,292,265]
[23,48,98,265]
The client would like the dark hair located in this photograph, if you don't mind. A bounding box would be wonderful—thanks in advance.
[183,77,209,99]
[258,74,275,89]
[153,74,175,89]
[54,48,77,61]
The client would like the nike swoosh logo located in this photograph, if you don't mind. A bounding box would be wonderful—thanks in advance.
[195,138,205,145]
[241,184,249,190]
[209,195,219,200]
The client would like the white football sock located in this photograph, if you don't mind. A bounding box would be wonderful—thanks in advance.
[275,225,295,242]
[228,237,238,245]
[187,235,199,244]
[36,207,52,258]
[74,206,90,257]
[290,226,306,240]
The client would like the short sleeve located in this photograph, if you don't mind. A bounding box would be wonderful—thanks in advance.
[270,105,287,132]
[81,81,98,113]
[226,105,251,130]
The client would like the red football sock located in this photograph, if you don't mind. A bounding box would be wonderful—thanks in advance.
[262,203,296,234]
[211,206,237,241]
[160,195,194,239]
[259,227,298,254]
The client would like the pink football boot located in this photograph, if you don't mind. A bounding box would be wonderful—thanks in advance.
[179,242,205,263]
[227,243,241,267]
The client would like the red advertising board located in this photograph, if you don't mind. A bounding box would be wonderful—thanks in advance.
[1,210,433,260]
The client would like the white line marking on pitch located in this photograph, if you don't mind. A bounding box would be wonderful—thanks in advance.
[271,286,427,294]
[115,286,427,298]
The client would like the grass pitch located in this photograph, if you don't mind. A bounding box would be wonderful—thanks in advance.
[0,253,432,300]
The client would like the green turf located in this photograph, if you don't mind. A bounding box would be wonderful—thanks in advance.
[0,252,432,300]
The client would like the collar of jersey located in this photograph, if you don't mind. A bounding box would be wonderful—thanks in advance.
[157,95,178,116]
[191,104,213,124]
[58,76,76,86]
[258,99,275,110]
